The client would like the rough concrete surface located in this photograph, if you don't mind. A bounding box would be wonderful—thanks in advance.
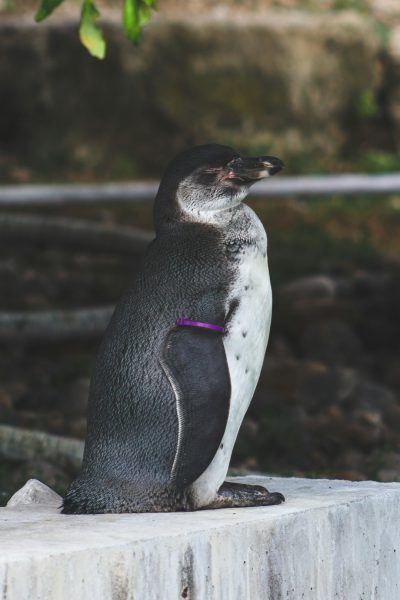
[1,476,399,599]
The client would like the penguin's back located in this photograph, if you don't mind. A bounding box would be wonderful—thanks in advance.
[63,223,234,513]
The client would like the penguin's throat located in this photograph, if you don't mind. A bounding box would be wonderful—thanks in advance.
[176,180,248,223]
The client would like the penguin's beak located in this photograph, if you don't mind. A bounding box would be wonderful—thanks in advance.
[226,155,284,182]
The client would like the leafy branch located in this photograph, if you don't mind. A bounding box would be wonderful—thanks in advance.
[35,0,157,59]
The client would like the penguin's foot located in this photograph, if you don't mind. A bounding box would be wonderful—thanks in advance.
[201,481,285,510]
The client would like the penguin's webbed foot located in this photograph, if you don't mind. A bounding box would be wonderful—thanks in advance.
[202,481,285,509]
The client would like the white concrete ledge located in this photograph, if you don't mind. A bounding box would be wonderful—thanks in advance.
[1,476,400,600]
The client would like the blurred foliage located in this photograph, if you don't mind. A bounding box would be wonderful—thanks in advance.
[357,90,379,119]
[35,0,157,58]
[332,0,367,11]
[123,0,155,44]
[79,0,105,59]
[251,194,400,284]
[35,0,64,20]
[361,151,400,174]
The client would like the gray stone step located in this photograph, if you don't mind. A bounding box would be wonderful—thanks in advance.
[1,476,399,599]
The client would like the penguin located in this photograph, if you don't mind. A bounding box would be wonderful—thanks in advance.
[62,144,285,514]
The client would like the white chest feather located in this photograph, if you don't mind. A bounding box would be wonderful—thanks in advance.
[190,213,272,507]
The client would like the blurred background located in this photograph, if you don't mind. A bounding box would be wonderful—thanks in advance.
[0,0,400,504]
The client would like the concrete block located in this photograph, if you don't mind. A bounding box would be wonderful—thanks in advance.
[1,476,399,599]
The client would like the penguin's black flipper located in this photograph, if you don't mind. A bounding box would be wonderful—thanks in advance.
[161,326,230,490]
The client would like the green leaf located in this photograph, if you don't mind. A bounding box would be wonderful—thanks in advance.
[123,0,157,45]
[35,0,65,22]
[79,0,106,60]
[123,0,140,44]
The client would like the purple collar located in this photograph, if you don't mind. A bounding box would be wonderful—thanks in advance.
[176,317,225,333]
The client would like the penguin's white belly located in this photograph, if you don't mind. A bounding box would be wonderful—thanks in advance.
[189,247,272,507]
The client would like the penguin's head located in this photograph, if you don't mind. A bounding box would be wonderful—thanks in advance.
[154,144,283,230]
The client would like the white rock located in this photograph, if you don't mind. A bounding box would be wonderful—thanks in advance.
[277,275,336,300]
[1,476,400,599]
[6,479,61,509]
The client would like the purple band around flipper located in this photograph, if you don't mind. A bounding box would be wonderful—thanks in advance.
[176,317,225,333]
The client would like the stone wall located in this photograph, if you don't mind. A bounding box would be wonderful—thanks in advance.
[0,12,398,181]
[2,477,400,600]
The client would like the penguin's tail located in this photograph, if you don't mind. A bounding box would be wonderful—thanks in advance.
[61,477,112,514]
[61,481,143,514]
[61,490,93,514]
[61,476,188,514]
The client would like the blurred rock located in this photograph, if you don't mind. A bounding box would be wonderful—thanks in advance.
[388,26,400,140]
[378,469,400,482]
[240,417,259,440]
[376,452,400,482]
[65,378,90,417]
[5,381,27,404]
[25,293,49,309]
[384,359,400,389]
[16,389,62,412]
[0,389,13,410]
[341,449,365,471]
[268,335,294,360]
[300,319,363,366]
[345,381,397,413]
[69,417,87,440]
[241,357,399,478]
[333,470,367,482]
[14,459,71,492]
[0,424,83,471]
[384,403,400,432]
[0,457,72,506]
[277,275,337,301]
[238,456,259,471]
[13,379,89,435]
[298,364,358,410]
[369,0,400,22]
